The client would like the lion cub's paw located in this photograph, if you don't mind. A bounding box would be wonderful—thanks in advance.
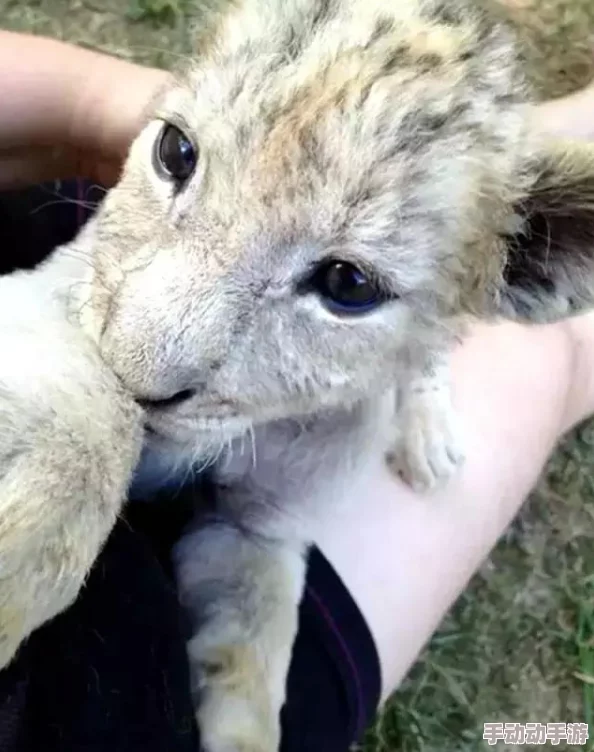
[387,385,465,493]
[194,643,281,752]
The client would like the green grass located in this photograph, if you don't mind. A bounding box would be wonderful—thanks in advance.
[127,0,190,26]
[2,0,594,749]
[576,597,594,733]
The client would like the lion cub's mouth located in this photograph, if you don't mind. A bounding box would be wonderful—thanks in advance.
[135,389,197,410]
[141,403,249,444]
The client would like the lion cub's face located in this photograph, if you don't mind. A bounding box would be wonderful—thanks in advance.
[78,0,530,458]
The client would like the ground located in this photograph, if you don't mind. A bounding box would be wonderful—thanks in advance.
[1,0,594,749]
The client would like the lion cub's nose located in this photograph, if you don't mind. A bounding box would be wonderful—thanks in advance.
[135,388,196,410]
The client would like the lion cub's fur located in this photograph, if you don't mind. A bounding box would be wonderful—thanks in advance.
[2,0,594,750]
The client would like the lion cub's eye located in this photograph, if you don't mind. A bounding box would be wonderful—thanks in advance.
[155,123,198,186]
[310,261,385,315]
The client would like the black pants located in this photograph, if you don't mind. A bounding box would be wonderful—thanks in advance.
[0,180,381,752]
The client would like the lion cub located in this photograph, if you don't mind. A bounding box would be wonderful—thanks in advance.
[2,0,594,750]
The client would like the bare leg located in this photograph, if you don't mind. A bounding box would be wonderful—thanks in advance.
[312,316,592,701]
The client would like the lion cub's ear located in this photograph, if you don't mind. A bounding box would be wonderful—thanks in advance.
[500,140,594,322]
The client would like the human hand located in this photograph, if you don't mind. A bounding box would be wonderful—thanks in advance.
[0,31,170,189]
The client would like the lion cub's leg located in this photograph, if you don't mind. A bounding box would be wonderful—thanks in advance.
[174,404,392,752]
[0,272,143,667]
[174,518,305,752]
[387,349,465,492]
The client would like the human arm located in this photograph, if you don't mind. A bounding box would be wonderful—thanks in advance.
[0,30,169,188]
